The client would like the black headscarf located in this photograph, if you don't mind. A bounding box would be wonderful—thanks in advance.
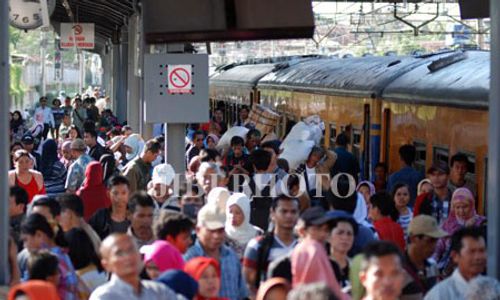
[99,153,117,185]
[41,139,59,178]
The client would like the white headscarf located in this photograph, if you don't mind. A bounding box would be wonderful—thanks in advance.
[353,192,373,228]
[225,193,259,245]
[206,187,230,212]
[124,134,144,161]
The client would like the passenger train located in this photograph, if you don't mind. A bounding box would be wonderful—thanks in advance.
[209,51,489,213]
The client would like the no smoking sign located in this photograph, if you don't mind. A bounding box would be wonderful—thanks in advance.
[167,64,193,94]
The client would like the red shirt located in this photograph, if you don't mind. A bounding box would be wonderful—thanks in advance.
[373,216,406,250]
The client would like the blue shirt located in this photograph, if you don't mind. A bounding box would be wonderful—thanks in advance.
[183,240,248,300]
[387,166,424,207]
[90,274,176,300]
[65,153,93,191]
[332,147,360,182]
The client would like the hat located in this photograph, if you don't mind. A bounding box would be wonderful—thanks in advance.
[325,210,359,235]
[197,203,226,230]
[408,215,448,238]
[70,138,86,151]
[156,270,198,300]
[427,161,450,174]
[21,134,34,144]
[207,187,231,212]
[300,207,335,227]
[152,164,175,186]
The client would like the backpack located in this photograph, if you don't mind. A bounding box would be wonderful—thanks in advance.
[254,232,275,289]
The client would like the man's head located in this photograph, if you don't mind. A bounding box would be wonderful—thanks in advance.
[369,192,398,222]
[83,129,98,148]
[407,215,448,259]
[261,141,281,170]
[153,211,194,253]
[31,196,61,225]
[70,138,86,158]
[21,213,55,252]
[270,195,300,231]
[107,175,130,210]
[28,250,60,286]
[246,129,261,151]
[9,186,29,217]
[141,139,161,163]
[214,108,224,122]
[251,149,272,173]
[230,136,245,158]
[335,133,349,147]
[180,184,204,220]
[193,131,205,149]
[360,241,405,300]
[306,146,325,167]
[398,144,416,166]
[450,153,469,184]
[122,125,133,137]
[58,194,84,232]
[128,192,155,242]
[427,161,450,189]
[450,227,486,281]
[39,96,48,108]
[374,162,387,180]
[21,135,34,152]
[100,234,142,280]
[196,162,226,195]
[239,106,249,121]
[196,204,226,252]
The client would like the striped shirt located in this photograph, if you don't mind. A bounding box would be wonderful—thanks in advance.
[44,161,68,198]
[184,240,248,300]
[398,208,413,238]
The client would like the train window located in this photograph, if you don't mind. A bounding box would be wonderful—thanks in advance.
[433,146,449,165]
[329,123,337,150]
[413,141,427,174]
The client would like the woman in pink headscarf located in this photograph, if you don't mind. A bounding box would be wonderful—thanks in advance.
[434,187,486,276]
[142,240,185,280]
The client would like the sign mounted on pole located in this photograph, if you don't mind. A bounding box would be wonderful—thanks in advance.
[60,23,95,49]
[144,54,209,123]
[167,64,193,94]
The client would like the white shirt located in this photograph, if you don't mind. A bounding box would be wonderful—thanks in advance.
[305,165,317,191]
[35,106,55,127]
[424,268,479,300]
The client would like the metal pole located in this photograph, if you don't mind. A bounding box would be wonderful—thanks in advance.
[166,123,186,173]
[41,31,47,96]
[487,0,500,279]
[0,0,11,285]
[79,51,84,93]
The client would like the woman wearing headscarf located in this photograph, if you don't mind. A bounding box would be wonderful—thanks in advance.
[204,133,220,150]
[225,193,263,258]
[434,187,486,277]
[11,110,26,142]
[41,139,67,198]
[8,280,60,300]
[141,240,185,280]
[356,181,375,206]
[76,162,111,221]
[156,270,199,300]
[123,133,144,163]
[417,178,433,196]
[184,257,228,300]
[99,153,119,185]
[256,278,290,300]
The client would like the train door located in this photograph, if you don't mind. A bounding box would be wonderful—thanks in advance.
[382,108,391,168]
[362,104,370,180]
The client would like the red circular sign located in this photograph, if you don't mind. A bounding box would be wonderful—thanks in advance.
[169,67,191,88]
[72,24,83,35]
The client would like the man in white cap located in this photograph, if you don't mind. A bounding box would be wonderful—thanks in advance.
[147,163,178,212]
[183,203,248,299]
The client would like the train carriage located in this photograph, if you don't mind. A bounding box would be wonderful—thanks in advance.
[257,55,430,179]
[382,51,489,212]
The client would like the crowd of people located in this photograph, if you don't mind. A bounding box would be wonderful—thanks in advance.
[5,96,499,300]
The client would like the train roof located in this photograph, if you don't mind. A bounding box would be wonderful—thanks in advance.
[210,63,279,88]
[383,51,490,109]
[257,55,426,98]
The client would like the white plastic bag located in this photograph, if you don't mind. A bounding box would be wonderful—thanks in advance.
[216,126,249,152]
[279,139,315,170]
